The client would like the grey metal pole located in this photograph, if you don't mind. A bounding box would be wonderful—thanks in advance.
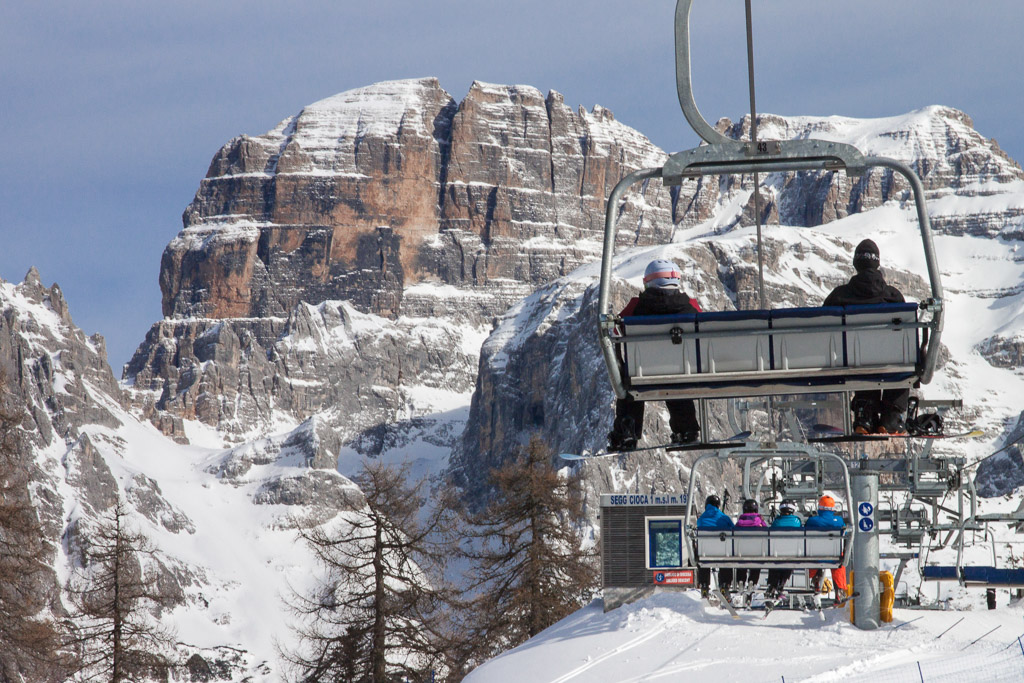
[851,468,880,629]
[597,167,663,399]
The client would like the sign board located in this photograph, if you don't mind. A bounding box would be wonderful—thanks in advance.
[602,493,688,507]
[652,569,694,586]
[857,501,875,533]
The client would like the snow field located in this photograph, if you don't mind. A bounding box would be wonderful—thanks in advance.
[466,591,1024,683]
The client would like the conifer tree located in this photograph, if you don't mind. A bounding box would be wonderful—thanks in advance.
[0,380,68,682]
[65,499,177,682]
[283,461,457,683]
[462,435,598,655]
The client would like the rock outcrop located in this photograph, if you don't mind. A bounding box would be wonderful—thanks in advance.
[131,78,687,440]
[714,108,1024,236]
[1,270,371,680]
[160,78,675,323]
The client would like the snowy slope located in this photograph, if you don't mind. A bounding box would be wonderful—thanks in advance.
[466,592,1024,683]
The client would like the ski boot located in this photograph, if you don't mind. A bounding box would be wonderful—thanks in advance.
[670,428,700,445]
[878,410,907,435]
[852,398,879,435]
[607,416,638,453]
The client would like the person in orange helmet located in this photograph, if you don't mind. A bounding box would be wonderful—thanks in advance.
[806,495,848,599]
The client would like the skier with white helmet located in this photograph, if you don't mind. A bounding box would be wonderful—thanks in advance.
[607,258,702,452]
[764,499,802,603]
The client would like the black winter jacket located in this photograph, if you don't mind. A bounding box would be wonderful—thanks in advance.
[823,269,904,307]
[633,286,700,315]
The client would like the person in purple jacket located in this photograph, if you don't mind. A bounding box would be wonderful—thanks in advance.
[734,499,767,591]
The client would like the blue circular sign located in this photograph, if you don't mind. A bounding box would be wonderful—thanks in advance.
[859,502,874,517]
[859,518,874,532]
[655,572,665,583]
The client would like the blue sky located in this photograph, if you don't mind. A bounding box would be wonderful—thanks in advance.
[2,1,1021,372]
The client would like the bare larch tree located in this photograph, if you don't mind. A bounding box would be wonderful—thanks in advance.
[461,435,598,656]
[283,461,458,683]
[65,498,177,682]
[0,378,69,683]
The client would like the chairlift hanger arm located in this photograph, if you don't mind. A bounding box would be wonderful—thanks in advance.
[675,0,730,146]
[598,167,662,399]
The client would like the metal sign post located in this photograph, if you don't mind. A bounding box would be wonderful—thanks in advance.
[852,468,881,629]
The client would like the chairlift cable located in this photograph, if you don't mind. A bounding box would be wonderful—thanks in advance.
[744,1,777,441]
[744,0,767,312]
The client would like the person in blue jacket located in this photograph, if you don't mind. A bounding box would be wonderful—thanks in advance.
[805,495,848,595]
[764,499,802,601]
[696,494,734,597]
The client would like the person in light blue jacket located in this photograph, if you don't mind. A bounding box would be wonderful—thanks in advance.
[697,494,734,596]
[765,500,802,599]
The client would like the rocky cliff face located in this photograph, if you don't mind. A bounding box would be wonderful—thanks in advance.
[131,78,684,440]
[160,78,675,323]
[1,271,370,678]
[125,297,483,442]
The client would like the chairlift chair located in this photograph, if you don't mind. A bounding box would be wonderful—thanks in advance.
[597,0,944,417]
[683,444,854,571]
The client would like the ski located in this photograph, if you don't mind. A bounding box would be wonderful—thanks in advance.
[809,433,887,444]
[830,591,860,608]
[711,588,740,619]
[559,431,751,461]
[667,431,752,452]
[892,429,984,440]
[810,424,983,442]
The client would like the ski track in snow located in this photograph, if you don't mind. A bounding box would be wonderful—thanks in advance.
[546,624,668,683]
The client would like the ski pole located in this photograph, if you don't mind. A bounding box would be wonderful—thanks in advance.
[999,633,1024,650]
[888,615,923,636]
[935,616,964,639]
[961,625,1001,650]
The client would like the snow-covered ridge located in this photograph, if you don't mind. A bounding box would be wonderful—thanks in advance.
[278,76,450,146]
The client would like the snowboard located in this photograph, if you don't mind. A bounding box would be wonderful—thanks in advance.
[710,588,740,619]
[809,424,982,443]
[559,431,752,461]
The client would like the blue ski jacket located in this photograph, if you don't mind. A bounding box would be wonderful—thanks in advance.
[805,510,845,529]
[697,506,734,530]
[771,513,802,528]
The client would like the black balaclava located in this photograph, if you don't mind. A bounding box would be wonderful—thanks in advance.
[853,239,880,273]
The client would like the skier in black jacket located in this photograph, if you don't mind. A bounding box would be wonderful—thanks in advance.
[824,239,909,434]
[607,259,701,452]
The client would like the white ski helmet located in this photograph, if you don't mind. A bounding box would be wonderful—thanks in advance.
[643,259,682,289]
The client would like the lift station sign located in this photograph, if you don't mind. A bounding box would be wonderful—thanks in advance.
[653,569,694,586]
[857,501,875,533]
[602,493,688,506]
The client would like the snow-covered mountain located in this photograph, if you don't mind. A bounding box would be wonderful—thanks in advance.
[4,77,1024,680]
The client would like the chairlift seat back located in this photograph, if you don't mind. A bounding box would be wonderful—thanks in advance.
[693,528,845,569]
[618,302,921,400]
